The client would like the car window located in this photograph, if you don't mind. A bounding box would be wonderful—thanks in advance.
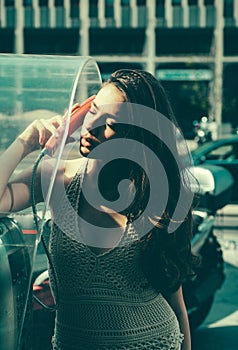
[205,145,234,160]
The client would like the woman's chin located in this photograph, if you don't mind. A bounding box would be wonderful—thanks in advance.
[79,146,98,159]
[79,146,90,157]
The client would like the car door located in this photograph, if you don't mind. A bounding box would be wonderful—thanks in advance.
[202,142,238,202]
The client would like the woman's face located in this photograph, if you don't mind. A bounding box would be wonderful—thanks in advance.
[80,84,126,157]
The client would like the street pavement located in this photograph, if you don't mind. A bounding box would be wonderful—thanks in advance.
[192,204,238,350]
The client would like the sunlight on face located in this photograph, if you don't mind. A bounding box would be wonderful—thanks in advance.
[80,84,126,156]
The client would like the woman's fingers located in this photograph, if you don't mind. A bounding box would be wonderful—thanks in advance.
[36,115,63,146]
[18,114,64,154]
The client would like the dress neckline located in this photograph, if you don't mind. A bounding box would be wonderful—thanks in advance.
[71,158,135,258]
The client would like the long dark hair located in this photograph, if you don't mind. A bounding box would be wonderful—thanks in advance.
[105,69,199,292]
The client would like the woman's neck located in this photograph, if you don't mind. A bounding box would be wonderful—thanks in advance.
[85,158,132,205]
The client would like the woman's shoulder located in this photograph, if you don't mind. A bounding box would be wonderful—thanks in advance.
[63,157,87,185]
[41,157,87,188]
[41,156,86,177]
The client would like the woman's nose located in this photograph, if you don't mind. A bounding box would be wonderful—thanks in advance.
[82,112,103,136]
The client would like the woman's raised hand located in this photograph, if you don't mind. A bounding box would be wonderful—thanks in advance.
[17,114,64,156]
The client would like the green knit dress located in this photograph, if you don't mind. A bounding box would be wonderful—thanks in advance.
[49,160,184,350]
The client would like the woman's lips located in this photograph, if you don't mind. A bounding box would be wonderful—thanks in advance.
[81,136,92,147]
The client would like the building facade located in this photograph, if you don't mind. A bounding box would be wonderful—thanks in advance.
[0,0,238,136]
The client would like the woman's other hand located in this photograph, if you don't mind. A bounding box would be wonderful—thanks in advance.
[18,114,63,156]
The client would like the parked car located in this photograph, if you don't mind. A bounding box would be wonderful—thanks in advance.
[192,136,238,203]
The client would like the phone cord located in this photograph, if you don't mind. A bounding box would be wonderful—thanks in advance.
[31,149,58,312]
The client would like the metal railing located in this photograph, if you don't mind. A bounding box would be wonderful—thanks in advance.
[0,0,237,30]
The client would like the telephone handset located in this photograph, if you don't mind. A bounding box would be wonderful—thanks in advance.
[45,95,95,155]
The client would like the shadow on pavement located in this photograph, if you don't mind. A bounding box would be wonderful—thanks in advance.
[192,325,238,350]
[191,255,238,350]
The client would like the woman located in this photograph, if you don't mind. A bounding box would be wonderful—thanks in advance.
[0,69,197,349]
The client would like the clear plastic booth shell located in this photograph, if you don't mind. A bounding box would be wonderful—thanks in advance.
[0,54,102,349]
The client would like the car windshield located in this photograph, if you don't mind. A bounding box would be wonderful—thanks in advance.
[191,140,216,156]
[192,137,238,157]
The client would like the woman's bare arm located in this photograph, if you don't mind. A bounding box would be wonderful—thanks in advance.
[0,115,63,216]
[164,286,191,350]
[0,138,34,214]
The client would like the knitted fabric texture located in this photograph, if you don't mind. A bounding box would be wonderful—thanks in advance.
[49,160,184,349]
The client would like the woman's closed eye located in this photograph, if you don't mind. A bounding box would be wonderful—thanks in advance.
[88,108,97,116]
[87,101,99,115]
